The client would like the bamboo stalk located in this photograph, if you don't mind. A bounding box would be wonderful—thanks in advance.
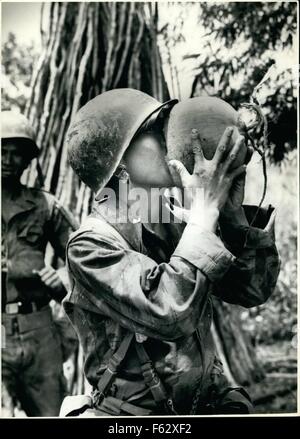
[128,9,144,88]
[29,2,60,124]
[56,4,89,200]
[101,2,117,92]
[91,3,100,95]
[112,2,135,89]
[71,7,94,121]
[174,65,182,100]
[108,2,128,86]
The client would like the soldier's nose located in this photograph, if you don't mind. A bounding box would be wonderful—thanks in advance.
[2,152,10,164]
[3,151,14,165]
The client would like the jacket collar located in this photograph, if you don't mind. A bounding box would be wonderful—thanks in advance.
[91,195,144,252]
[91,194,185,254]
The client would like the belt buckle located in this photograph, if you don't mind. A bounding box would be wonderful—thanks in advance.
[5,302,21,314]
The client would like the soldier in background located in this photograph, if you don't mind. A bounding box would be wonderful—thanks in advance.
[1,111,78,417]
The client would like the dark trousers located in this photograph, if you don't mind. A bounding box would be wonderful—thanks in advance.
[2,306,66,417]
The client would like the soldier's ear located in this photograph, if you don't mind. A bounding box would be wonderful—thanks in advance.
[19,139,38,164]
[21,151,34,166]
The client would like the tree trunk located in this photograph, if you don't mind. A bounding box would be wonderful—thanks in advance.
[212,298,265,385]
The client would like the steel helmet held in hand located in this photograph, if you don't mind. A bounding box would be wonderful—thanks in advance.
[165,96,248,174]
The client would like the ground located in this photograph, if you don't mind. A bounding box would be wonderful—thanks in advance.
[246,341,297,414]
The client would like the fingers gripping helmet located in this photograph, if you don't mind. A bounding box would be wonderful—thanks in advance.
[165,97,248,174]
[67,89,177,193]
[1,111,39,158]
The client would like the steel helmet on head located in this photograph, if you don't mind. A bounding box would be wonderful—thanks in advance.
[165,96,248,174]
[1,111,39,158]
[67,88,177,193]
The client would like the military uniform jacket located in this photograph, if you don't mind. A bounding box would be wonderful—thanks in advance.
[64,197,280,414]
[2,185,78,305]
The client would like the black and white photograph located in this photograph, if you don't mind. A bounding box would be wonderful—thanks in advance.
[0,0,298,420]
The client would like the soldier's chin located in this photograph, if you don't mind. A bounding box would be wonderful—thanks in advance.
[130,169,174,189]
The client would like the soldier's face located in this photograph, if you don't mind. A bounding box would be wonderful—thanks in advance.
[1,141,31,180]
[124,132,174,188]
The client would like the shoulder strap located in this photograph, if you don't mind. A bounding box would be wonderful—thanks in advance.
[86,216,176,413]
[135,342,178,415]
[95,332,134,404]
[82,216,136,403]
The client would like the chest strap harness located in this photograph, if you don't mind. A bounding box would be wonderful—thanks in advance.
[81,217,178,415]
[93,333,177,415]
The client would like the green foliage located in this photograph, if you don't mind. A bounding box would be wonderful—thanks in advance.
[189,2,297,163]
[1,32,37,112]
[199,2,296,55]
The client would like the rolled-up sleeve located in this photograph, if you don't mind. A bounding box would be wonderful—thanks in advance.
[214,205,280,308]
[173,224,235,282]
[66,223,235,341]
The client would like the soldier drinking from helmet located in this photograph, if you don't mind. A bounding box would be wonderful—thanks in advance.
[1,111,78,417]
[61,89,280,416]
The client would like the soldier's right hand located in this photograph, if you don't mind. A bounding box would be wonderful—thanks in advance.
[33,266,64,293]
[167,127,246,231]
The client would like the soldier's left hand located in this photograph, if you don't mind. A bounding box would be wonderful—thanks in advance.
[222,142,253,215]
[33,266,64,292]
[222,171,246,214]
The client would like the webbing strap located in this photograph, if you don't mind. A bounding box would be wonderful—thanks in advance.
[96,332,134,398]
[101,396,153,416]
[84,215,176,413]
[135,342,177,414]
